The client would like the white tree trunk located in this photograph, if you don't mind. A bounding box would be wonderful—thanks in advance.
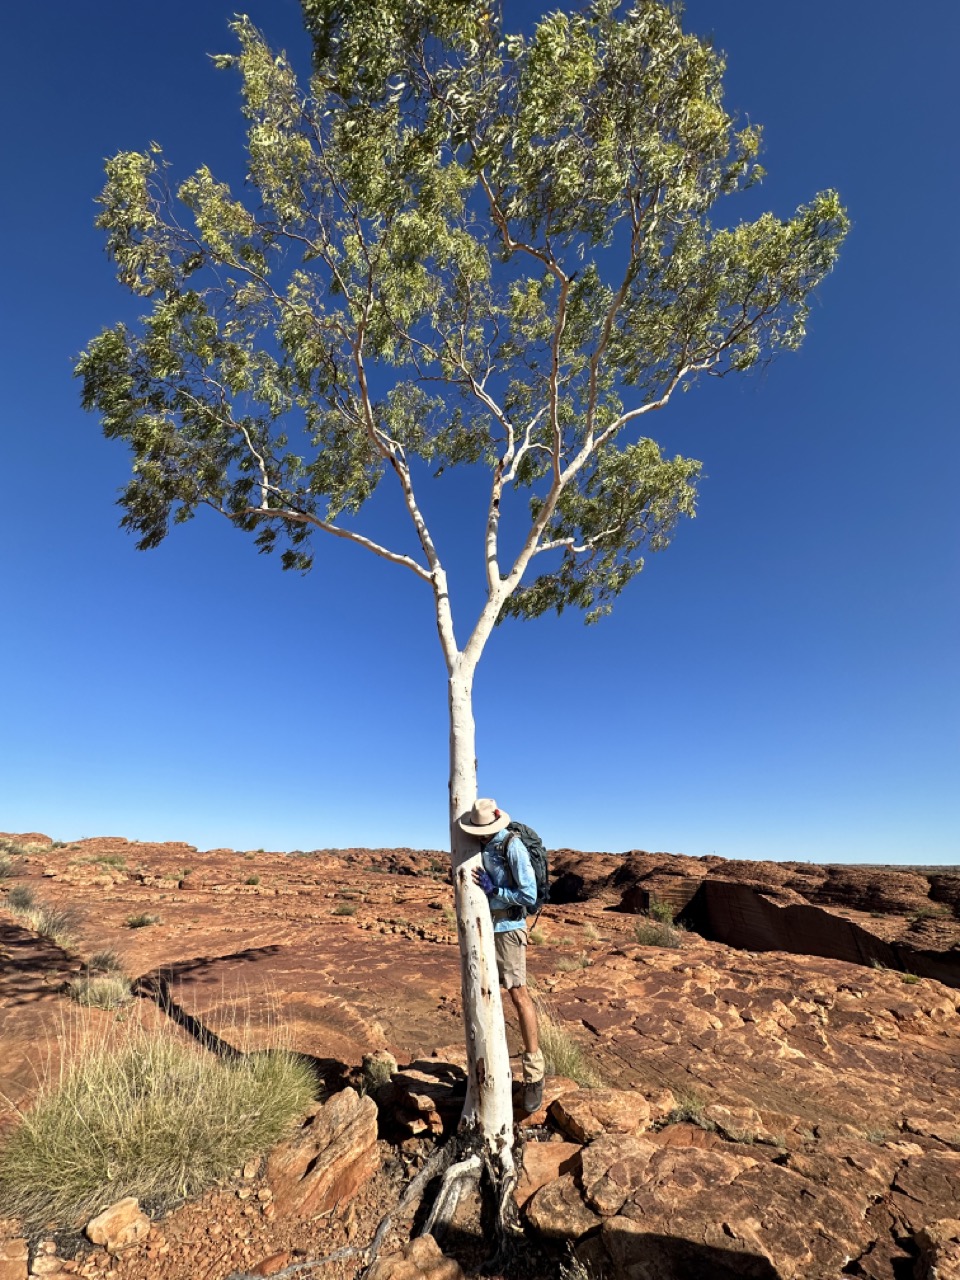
[448,668,515,1176]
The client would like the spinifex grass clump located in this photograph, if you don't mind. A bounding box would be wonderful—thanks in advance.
[0,1013,316,1230]
[67,949,132,1007]
[632,913,685,949]
[4,886,78,948]
[535,998,602,1088]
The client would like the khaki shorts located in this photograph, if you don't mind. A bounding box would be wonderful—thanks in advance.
[494,926,528,989]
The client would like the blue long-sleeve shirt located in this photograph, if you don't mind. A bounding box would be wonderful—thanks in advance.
[480,828,537,932]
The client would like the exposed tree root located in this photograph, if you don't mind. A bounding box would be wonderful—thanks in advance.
[223,1125,530,1280]
[420,1152,482,1238]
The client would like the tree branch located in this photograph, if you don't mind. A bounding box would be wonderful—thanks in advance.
[219,503,432,581]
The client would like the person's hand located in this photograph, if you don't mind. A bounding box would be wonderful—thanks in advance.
[473,867,495,896]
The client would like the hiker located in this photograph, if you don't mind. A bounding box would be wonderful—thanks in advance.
[459,798,545,1113]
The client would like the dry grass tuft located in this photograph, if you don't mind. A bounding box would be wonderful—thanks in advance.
[67,974,133,1010]
[125,912,160,929]
[85,948,125,975]
[535,998,602,1088]
[3,886,78,948]
[631,913,684,948]
[5,884,35,911]
[0,1006,316,1230]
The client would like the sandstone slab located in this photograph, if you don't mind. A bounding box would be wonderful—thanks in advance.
[525,1173,601,1240]
[266,1088,379,1217]
[580,1133,660,1217]
[549,1088,651,1142]
[515,1141,582,1209]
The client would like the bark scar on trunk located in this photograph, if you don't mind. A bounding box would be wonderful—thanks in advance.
[476,1057,486,1089]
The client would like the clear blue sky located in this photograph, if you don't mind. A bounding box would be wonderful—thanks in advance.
[1,1,957,862]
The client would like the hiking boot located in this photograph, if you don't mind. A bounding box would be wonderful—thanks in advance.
[521,1079,544,1114]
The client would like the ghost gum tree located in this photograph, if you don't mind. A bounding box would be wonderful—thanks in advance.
[78,0,847,1229]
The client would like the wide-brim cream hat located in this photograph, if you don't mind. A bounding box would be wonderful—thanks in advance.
[459,798,511,836]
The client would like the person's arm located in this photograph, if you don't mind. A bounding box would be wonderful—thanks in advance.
[486,835,537,912]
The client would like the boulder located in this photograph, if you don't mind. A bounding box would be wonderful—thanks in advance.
[549,1088,651,1142]
[525,1173,602,1240]
[914,1219,960,1280]
[84,1197,150,1255]
[365,1234,466,1280]
[515,1141,582,1208]
[266,1087,379,1217]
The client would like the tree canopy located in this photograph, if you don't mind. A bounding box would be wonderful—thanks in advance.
[78,0,848,633]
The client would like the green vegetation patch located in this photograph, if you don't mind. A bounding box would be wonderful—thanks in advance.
[125,913,160,928]
[0,1019,316,1230]
[632,913,685,949]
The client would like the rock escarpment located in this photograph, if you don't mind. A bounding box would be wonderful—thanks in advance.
[551,847,960,988]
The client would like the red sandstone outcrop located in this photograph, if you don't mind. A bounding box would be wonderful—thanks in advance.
[265,1088,379,1217]
[0,831,958,1279]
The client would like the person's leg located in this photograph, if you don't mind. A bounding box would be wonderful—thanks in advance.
[507,983,539,1055]
[497,928,544,1110]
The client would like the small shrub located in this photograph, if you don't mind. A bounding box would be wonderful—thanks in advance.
[908,906,949,923]
[632,914,684,948]
[535,1000,601,1087]
[864,1128,891,1143]
[332,903,357,916]
[582,923,599,942]
[361,1053,395,1092]
[22,904,78,948]
[68,975,133,1010]
[0,1012,316,1230]
[125,913,160,929]
[900,973,921,984]
[442,905,456,927]
[6,889,78,948]
[559,1249,605,1280]
[647,900,675,923]
[667,1089,713,1128]
[86,949,125,975]
[528,928,545,945]
[0,854,12,882]
[245,876,261,886]
[6,885,35,911]
[556,952,591,973]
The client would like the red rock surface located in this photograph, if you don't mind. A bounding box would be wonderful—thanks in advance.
[0,831,958,1279]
